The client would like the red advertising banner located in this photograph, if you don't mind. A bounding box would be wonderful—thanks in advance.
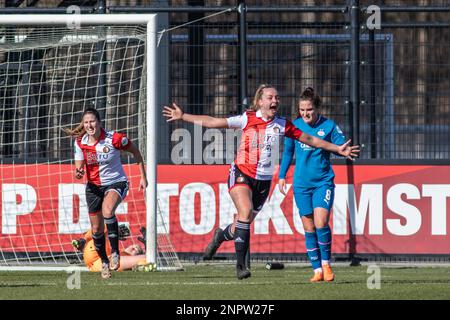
[1,164,449,254]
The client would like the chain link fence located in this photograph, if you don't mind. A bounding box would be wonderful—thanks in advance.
[0,1,449,163]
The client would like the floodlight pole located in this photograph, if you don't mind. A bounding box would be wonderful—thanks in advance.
[349,0,360,147]
[348,1,362,266]
[238,1,249,112]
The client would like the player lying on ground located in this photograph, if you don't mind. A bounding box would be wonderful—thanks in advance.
[72,225,149,277]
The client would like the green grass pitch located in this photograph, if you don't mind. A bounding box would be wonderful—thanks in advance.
[0,263,448,300]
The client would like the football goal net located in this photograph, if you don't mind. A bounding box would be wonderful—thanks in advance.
[0,14,182,271]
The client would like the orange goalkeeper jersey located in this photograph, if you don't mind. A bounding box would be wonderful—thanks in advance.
[82,229,112,271]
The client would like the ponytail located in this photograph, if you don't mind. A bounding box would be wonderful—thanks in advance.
[64,107,101,138]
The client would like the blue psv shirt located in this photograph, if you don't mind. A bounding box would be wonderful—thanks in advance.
[279,115,346,188]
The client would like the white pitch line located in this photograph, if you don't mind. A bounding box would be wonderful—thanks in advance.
[0,281,58,286]
[103,280,300,286]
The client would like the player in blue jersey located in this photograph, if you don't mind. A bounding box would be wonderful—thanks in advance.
[278,87,348,282]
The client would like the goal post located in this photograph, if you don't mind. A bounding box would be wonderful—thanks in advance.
[0,14,181,271]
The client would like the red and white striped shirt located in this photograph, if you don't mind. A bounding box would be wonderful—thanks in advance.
[227,110,303,180]
[74,128,130,186]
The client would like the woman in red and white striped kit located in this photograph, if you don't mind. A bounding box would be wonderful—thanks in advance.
[66,108,148,279]
[163,84,359,280]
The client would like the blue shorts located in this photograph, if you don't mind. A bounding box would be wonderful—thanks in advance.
[293,185,335,217]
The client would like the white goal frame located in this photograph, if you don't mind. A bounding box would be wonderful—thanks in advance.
[0,14,159,266]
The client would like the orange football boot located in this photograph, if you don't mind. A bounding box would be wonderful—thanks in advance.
[310,271,324,282]
[322,264,335,282]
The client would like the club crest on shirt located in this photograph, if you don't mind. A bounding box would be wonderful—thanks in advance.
[121,137,129,147]
[273,127,280,134]
[336,126,343,134]
[103,146,110,153]
[236,176,245,183]
[317,129,325,137]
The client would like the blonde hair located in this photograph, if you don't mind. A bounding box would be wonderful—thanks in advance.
[64,108,101,138]
[249,84,276,111]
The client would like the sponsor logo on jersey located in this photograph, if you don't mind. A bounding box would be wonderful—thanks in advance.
[300,143,315,151]
[336,126,343,134]
[86,152,98,164]
[96,160,111,166]
[317,129,325,137]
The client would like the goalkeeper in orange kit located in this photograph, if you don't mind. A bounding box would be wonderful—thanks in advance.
[72,224,148,278]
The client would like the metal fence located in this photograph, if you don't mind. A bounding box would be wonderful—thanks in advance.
[0,1,449,163]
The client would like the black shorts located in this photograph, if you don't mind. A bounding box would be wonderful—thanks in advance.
[227,163,271,213]
[85,181,129,215]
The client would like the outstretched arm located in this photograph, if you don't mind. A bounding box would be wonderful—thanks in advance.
[72,229,91,251]
[163,102,229,128]
[126,142,148,192]
[299,132,360,160]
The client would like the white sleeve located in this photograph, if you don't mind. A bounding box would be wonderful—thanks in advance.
[74,142,84,161]
[226,112,248,129]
